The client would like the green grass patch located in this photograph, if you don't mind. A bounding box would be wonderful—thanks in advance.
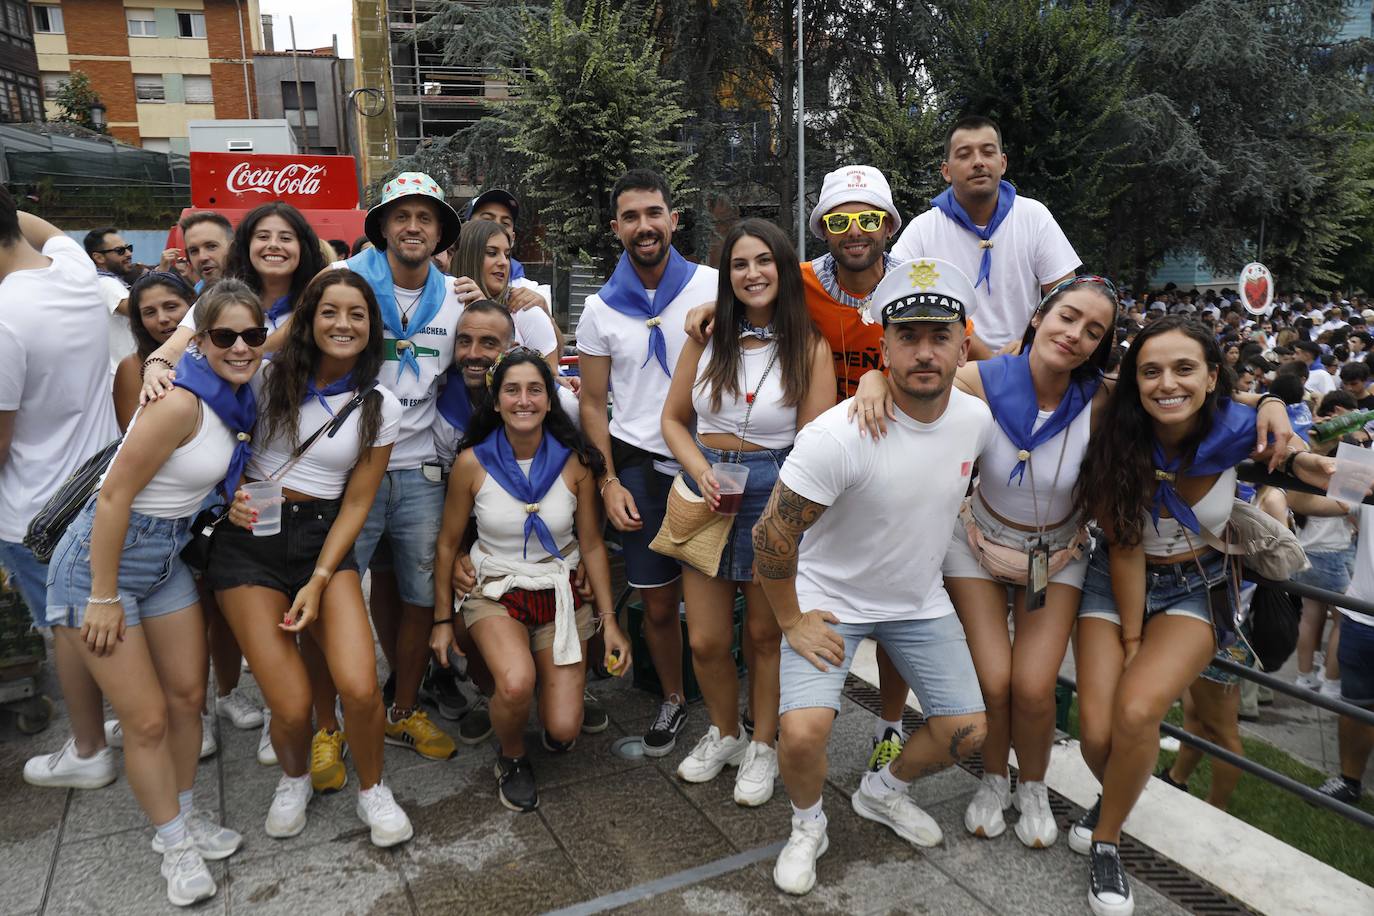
[1061,696,1374,887]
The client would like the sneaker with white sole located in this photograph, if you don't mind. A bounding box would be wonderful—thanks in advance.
[104,719,123,748]
[964,772,1011,838]
[1013,779,1058,849]
[23,738,117,790]
[1088,840,1134,916]
[1069,796,1101,855]
[641,696,687,758]
[1320,677,1343,700]
[160,838,217,907]
[733,741,778,806]
[851,779,942,847]
[215,687,264,729]
[200,714,217,760]
[1294,670,1321,691]
[773,816,829,895]
[265,775,312,838]
[356,782,414,847]
[151,810,242,860]
[676,725,747,782]
[256,711,277,767]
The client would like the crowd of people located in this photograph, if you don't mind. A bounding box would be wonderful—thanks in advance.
[0,114,1370,916]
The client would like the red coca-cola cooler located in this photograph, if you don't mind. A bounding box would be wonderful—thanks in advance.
[168,151,366,251]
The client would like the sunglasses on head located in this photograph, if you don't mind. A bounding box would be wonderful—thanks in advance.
[821,210,886,234]
[204,326,269,349]
[98,245,133,256]
[1040,274,1120,309]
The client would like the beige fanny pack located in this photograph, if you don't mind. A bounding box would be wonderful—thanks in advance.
[958,497,1088,586]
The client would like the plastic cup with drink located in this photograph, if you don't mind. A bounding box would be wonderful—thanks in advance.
[711,462,750,515]
[241,480,283,537]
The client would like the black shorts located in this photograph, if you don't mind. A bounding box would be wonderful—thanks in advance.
[204,497,358,597]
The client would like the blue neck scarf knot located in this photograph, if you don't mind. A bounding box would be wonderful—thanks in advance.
[929,180,1017,292]
[473,428,573,559]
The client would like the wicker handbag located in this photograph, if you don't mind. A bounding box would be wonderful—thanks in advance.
[650,474,735,577]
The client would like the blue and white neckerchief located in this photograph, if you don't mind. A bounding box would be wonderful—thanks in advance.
[812,252,897,311]
[738,318,776,341]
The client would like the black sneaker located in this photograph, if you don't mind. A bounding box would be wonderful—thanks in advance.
[1154,766,1187,791]
[458,699,493,745]
[1316,775,1362,805]
[641,696,687,758]
[382,670,396,708]
[1068,796,1101,855]
[542,731,576,753]
[1088,841,1133,916]
[421,664,470,721]
[495,755,538,812]
[581,690,609,734]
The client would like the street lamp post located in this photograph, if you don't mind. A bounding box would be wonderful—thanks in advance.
[89,99,106,132]
[796,0,805,250]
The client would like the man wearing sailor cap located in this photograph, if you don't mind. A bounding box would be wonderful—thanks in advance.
[753,258,993,896]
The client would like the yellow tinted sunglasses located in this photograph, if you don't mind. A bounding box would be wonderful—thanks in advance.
[822,210,886,234]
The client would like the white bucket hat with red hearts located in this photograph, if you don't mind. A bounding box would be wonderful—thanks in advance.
[364,172,463,253]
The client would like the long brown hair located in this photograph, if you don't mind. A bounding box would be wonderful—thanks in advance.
[698,219,819,412]
[258,270,385,453]
[451,219,511,304]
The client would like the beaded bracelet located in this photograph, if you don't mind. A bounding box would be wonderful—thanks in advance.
[87,595,122,605]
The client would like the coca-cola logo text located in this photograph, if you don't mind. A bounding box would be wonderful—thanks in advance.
[225,162,326,197]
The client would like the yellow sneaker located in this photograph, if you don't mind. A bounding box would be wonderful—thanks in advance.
[384,708,456,760]
[310,728,348,793]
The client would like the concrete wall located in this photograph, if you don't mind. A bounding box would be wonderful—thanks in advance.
[253,53,354,156]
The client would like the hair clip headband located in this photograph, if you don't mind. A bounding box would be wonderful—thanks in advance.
[484,345,544,391]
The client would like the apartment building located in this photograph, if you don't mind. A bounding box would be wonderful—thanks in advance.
[254,48,355,157]
[0,1,42,123]
[30,0,263,151]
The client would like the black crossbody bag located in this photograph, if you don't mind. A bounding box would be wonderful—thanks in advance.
[182,382,379,573]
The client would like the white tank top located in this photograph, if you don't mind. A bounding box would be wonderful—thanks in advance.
[105,403,237,519]
[1298,513,1353,554]
[474,457,577,562]
[976,402,1091,527]
[1140,468,1236,557]
[691,341,796,449]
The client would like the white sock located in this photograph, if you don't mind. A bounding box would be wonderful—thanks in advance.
[862,761,911,798]
[791,799,826,825]
[177,789,194,820]
[358,782,383,801]
[874,718,904,743]
[155,812,188,849]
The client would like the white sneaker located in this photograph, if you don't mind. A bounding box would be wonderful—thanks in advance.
[23,738,116,790]
[1295,670,1321,691]
[964,772,1011,838]
[773,815,829,895]
[216,688,264,729]
[200,714,217,760]
[152,810,243,860]
[851,779,942,847]
[265,775,312,838]
[355,782,414,847]
[676,725,747,783]
[733,742,778,806]
[1013,780,1059,849]
[160,838,216,907]
[256,711,277,766]
[1320,677,1343,700]
[104,719,123,749]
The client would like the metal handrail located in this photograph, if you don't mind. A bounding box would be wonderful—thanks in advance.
[1057,672,1374,830]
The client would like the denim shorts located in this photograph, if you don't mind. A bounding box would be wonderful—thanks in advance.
[205,497,358,597]
[1078,542,1231,629]
[682,441,790,582]
[612,438,681,589]
[942,490,1090,589]
[1291,548,1352,595]
[0,539,50,626]
[352,468,445,607]
[779,607,985,718]
[45,500,199,628]
[1338,612,1374,707]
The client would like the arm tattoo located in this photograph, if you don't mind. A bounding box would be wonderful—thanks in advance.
[751,482,827,580]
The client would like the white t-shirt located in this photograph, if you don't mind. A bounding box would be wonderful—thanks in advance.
[329,259,462,470]
[0,237,121,542]
[246,370,403,499]
[1305,368,1337,397]
[98,274,135,376]
[891,196,1080,350]
[779,389,993,623]
[1343,504,1374,627]
[576,264,718,455]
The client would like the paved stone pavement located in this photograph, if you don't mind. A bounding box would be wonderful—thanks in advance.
[0,655,1211,916]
